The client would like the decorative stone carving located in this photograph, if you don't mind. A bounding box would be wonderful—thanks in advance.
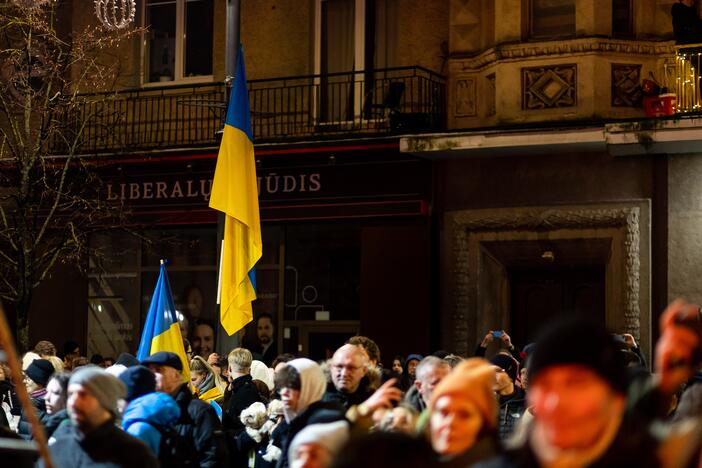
[450,0,482,54]
[455,77,477,117]
[486,74,496,116]
[612,64,642,107]
[453,38,675,72]
[448,205,642,356]
[523,65,577,109]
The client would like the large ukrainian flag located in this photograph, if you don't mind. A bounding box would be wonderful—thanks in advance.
[209,45,262,336]
[137,261,190,383]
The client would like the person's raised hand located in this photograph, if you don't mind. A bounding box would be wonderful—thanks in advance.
[622,333,637,349]
[361,378,402,414]
[480,331,495,348]
[655,299,701,394]
[207,352,220,366]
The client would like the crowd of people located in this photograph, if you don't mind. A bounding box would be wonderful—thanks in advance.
[3,300,702,467]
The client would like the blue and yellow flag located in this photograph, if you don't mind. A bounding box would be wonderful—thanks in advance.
[137,261,190,383]
[209,45,262,336]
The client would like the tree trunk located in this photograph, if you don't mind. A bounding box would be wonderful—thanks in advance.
[15,284,31,353]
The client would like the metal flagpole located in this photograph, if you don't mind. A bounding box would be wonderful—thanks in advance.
[215,0,242,357]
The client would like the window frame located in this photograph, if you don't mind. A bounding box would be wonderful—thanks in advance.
[611,0,634,38]
[140,0,214,87]
[526,0,577,41]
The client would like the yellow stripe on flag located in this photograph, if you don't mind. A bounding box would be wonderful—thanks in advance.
[151,322,191,383]
[210,123,262,336]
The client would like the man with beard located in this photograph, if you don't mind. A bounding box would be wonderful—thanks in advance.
[43,366,157,468]
[254,313,277,366]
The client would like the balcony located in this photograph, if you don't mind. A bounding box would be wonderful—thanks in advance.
[666,45,702,113]
[50,66,446,154]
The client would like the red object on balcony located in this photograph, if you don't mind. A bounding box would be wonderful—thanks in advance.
[644,93,677,117]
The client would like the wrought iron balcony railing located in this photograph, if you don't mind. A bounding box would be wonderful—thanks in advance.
[50,66,446,154]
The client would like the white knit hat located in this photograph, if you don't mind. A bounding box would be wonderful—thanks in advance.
[288,420,350,463]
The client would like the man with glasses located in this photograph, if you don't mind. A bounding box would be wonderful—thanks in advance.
[322,344,376,410]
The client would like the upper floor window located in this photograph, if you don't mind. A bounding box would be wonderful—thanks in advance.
[612,0,633,37]
[143,0,213,84]
[529,0,575,39]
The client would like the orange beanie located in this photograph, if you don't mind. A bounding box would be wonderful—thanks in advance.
[429,357,497,430]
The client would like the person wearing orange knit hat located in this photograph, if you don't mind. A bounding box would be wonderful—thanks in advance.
[429,357,499,466]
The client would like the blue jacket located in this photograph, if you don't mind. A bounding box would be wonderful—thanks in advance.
[122,392,181,456]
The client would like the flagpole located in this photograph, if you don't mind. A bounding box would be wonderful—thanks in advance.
[215,0,242,356]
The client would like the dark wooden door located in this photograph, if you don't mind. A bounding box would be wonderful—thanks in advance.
[510,267,605,347]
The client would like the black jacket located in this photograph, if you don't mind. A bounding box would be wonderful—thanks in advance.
[18,394,48,438]
[222,374,263,468]
[41,420,158,468]
[497,388,525,442]
[223,374,263,433]
[173,383,230,468]
[321,379,374,411]
[272,400,345,468]
[253,342,278,367]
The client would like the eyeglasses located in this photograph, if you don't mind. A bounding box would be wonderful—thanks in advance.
[332,364,364,373]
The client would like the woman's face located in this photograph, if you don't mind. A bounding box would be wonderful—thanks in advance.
[190,371,206,388]
[407,359,419,377]
[392,359,403,374]
[430,394,483,455]
[45,378,65,415]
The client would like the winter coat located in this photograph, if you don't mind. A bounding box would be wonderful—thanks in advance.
[221,374,264,467]
[172,383,230,468]
[41,420,158,468]
[18,391,48,438]
[122,392,181,456]
[272,358,346,468]
[223,374,263,433]
[497,388,525,442]
[321,380,374,411]
[44,409,70,440]
[272,400,345,468]
[320,364,380,411]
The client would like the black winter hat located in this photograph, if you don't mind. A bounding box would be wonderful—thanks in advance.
[490,353,518,382]
[116,352,140,368]
[141,351,183,371]
[25,359,54,387]
[118,365,156,402]
[527,317,627,394]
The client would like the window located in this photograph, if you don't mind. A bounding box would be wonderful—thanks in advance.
[612,0,633,37]
[315,0,399,122]
[530,0,575,39]
[143,0,214,84]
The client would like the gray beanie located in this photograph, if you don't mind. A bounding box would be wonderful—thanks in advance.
[69,365,126,416]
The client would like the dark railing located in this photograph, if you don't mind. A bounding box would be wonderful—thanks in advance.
[50,66,446,154]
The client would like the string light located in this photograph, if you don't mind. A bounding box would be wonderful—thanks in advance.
[94,0,135,30]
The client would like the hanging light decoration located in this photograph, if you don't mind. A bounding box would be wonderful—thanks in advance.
[94,0,136,30]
